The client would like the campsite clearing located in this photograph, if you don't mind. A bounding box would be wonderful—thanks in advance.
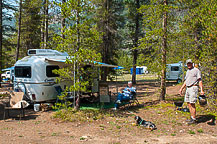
[0,80,216,144]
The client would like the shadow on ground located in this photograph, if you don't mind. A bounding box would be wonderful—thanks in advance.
[0,103,39,121]
[117,100,161,114]
[196,114,216,125]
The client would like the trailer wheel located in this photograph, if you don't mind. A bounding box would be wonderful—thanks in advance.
[177,79,182,84]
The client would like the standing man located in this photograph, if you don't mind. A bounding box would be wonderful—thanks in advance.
[179,59,204,124]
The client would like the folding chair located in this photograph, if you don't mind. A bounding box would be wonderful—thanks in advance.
[114,92,140,109]
[128,92,140,106]
[3,92,26,120]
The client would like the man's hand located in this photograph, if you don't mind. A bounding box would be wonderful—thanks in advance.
[128,89,131,92]
[200,90,204,95]
[179,81,186,96]
[199,80,204,95]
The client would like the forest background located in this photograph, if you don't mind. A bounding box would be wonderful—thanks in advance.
[0,0,216,104]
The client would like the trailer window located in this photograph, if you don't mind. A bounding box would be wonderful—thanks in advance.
[171,66,179,71]
[46,65,59,77]
[15,66,31,78]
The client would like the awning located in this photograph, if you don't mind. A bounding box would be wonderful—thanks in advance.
[113,66,124,70]
[2,66,14,71]
[45,58,118,68]
[94,62,118,68]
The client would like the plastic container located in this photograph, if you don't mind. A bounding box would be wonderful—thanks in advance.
[130,68,142,75]
[34,104,40,112]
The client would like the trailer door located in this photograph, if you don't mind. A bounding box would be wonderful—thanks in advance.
[170,66,180,80]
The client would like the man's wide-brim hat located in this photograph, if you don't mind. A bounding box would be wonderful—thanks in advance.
[186,59,193,64]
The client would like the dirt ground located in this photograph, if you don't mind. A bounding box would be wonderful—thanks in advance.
[0,81,216,144]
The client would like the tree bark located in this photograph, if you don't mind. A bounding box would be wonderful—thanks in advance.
[44,0,49,48]
[132,0,140,84]
[61,0,66,39]
[101,0,110,82]
[75,0,81,110]
[0,0,2,87]
[160,0,167,101]
[15,0,22,61]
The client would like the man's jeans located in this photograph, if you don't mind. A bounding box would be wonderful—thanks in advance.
[114,92,131,108]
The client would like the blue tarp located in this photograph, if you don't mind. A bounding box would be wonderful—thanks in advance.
[113,66,124,70]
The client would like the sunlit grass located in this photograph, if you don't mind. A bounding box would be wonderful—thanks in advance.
[53,108,116,122]
[108,74,158,81]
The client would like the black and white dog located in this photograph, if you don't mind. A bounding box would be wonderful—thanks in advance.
[135,116,157,130]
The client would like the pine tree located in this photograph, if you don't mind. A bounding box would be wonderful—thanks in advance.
[94,0,125,81]
[50,0,102,110]
[123,0,149,84]
[139,0,180,100]
[15,0,22,61]
[0,0,2,87]
[0,0,17,86]
[61,0,66,39]
[18,0,41,56]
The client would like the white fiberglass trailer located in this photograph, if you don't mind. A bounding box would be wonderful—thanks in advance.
[14,49,117,103]
[166,61,183,83]
[14,49,71,102]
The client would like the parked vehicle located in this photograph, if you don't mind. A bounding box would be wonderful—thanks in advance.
[1,71,11,80]
[166,62,183,83]
[14,49,117,103]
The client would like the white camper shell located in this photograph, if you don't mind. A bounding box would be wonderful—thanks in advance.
[14,49,117,103]
[14,49,71,102]
[166,62,183,83]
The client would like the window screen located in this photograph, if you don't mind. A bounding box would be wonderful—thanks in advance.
[46,65,59,77]
[171,66,179,71]
[15,66,31,78]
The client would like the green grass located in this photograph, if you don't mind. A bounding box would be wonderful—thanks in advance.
[112,74,158,81]
[80,137,86,140]
[116,125,121,129]
[51,133,58,136]
[53,108,117,122]
[188,130,195,134]
[162,120,169,125]
[0,93,9,98]
[34,121,41,125]
[197,128,204,133]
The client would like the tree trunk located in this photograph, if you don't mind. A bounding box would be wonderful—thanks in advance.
[75,0,81,110]
[132,0,140,84]
[0,0,2,87]
[160,0,167,101]
[44,0,49,48]
[61,0,66,39]
[15,0,22,61]
[101,0,110,82]
[194,29,202,63]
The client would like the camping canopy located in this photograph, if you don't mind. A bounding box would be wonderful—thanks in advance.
[113,66,124,70]
[45,58,118,68]
[2,66,14,71]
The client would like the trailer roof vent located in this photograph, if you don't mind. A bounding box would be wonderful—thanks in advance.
[28,49,68,56]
